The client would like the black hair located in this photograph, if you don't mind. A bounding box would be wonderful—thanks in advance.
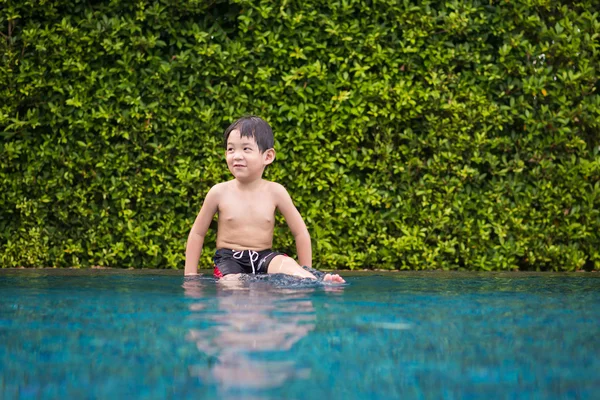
[223,116,274,153]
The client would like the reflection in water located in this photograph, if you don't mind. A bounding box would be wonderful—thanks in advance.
[182,277,325,393]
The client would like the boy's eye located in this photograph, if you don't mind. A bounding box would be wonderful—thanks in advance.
[244,147,252,151]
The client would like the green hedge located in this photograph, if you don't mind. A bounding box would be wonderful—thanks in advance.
[1,0,599,271]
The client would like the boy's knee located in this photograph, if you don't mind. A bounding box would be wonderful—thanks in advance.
[267,255,288,273]
[268,257,316,279]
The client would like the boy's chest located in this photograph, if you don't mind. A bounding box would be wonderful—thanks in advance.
[218,192,276,223]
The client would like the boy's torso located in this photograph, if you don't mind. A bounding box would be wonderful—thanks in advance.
[215,179,278,251]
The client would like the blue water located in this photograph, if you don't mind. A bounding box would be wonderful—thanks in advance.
[1,270,599,399]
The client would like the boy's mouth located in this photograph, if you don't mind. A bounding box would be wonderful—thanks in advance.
[233,164,245,168]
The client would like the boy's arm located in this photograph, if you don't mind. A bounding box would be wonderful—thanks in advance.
[185,186,219,275]
[274,184,312,268]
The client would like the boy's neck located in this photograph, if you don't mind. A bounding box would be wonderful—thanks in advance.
[233,178,265,191]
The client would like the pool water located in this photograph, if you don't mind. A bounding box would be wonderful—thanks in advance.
[1,270,599,399]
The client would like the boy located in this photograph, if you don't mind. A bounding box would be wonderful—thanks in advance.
[184,116,345,283]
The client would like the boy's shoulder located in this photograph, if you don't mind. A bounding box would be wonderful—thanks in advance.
[210,180,244,191]
[205,181,231,200]
[211,181,231,191]
[262,180,289,194]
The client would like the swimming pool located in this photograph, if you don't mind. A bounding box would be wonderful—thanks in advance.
[1,270,598,399]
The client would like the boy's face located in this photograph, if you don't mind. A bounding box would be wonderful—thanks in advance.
[225,130,274,182]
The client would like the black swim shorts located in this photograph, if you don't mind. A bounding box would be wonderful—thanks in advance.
[213,248,286,278]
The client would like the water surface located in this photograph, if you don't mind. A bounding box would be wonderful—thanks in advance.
[1,269,599,399]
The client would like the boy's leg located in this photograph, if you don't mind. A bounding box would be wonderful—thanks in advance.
[218,274,245,289]
[267,256,316,278]
[267,256,345,282]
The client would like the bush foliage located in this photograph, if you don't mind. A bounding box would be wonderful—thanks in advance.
[1,0,599,271]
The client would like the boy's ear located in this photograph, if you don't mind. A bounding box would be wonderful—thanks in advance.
[263,148,276,165]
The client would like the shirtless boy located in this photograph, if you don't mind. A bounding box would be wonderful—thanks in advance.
[184,116,345,283]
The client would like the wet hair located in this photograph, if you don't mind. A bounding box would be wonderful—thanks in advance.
[223,116,274,153]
